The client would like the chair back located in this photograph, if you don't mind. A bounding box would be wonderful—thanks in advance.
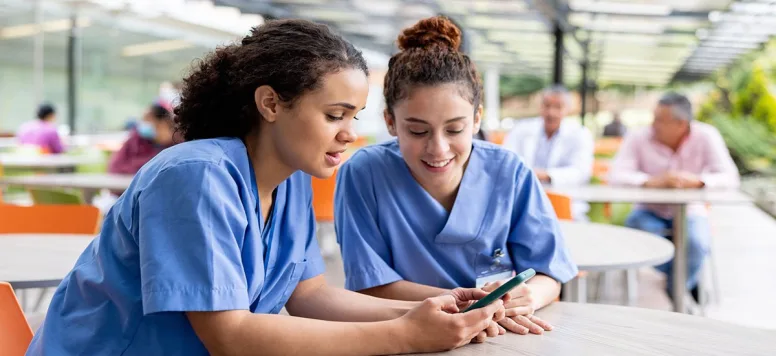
[311,170,337,222]
[546,192,573,220]
[0,282,34,356]
[0,204,101,234]
[29,189,84,205]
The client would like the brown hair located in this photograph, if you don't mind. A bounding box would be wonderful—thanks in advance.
[383,16,482,116]
[174,19,368,141]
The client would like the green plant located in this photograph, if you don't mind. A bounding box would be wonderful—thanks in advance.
[499,73,546,98]
[710,114,776,174]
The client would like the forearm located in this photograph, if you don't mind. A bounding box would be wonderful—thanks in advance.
[286,284,418,322]
[359,280,448,301]
[527,275,561,310]
[194,311,410,356]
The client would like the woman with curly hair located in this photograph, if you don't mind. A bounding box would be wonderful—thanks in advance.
[335,15,578,340]
[26,19,505,356]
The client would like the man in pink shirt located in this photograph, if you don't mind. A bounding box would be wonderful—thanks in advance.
[608,92,740,301]
[17,103,65,154]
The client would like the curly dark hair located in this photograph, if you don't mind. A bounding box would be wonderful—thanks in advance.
[383,16,482,116]
[174,19,368,141]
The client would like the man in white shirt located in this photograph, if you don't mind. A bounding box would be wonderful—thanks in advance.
[502,85,594,220]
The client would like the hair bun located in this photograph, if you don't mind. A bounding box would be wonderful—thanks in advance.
[397,16,462,52]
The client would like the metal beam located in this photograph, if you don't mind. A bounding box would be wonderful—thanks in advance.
[67,14,77,134]
[553,22,564,84]
[572,10,709,19]
[523,0,585,65]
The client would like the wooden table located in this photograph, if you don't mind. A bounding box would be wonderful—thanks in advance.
[408,302,776,356]
[0,233,93,289]
[0,173,133,201]
[547,185,751,313]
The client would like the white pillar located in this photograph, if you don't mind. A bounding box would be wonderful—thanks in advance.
[483,65,500,131]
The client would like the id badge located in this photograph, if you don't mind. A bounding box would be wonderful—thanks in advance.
[474,248,515,288]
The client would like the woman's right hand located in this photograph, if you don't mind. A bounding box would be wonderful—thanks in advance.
[398,295,505,353]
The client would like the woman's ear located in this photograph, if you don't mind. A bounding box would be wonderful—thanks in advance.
[383,109,397,136]
[254,86,280,123]
[473,104,483,134]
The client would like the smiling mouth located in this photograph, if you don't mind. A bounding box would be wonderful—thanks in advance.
[422,158,453,168]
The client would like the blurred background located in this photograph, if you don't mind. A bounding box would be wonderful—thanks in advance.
[1,0,774,203]
[1,0,775,331]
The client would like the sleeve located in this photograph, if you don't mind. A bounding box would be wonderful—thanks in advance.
[301,177,326,281]
[48,132,65,154]
[607,132,651,186]
[507,165,578,283]
[700,127,741,189]
[334,159,402,291]
[137,161,250,315]
[546,127,594,186]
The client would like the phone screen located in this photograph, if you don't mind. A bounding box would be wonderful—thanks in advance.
[463,268,536,313]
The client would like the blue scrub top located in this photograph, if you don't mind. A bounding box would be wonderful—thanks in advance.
[335,139,577,292]
[27,137,326,356]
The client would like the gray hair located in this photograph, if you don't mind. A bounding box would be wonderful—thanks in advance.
[658,92,693,122]
[541,84,571,106]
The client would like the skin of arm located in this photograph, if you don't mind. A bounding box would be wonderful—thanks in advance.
[360,274,559,336]
[186,276,507,356]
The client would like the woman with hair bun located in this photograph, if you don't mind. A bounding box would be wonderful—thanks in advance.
[26,19,505,356]
[336,15,578,341]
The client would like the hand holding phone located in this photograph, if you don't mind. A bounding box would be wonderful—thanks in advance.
[463,268,536,313]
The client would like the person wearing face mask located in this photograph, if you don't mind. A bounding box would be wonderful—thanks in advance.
[107,101,177,175]
[335,16,577,341]
[26,19,505,356]
[501,85,594,221]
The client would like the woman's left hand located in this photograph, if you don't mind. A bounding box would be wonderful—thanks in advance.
[482,281,553,335]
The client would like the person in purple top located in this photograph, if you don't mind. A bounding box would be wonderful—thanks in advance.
[17,103,65,154]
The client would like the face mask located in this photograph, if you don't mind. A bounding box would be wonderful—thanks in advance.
[137,121,157,140]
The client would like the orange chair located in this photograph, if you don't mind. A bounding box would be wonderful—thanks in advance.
[594,137,622,157]
[545,192,573,220]
[0,204,101,234]
[311,170,338,257]
[0,282,34,356]
[311,169,337,222]
[487,131,506,145]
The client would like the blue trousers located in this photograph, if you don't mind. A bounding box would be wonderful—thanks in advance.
[624,209,710,293]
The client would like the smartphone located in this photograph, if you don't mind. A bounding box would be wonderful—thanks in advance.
[463,268,536,313]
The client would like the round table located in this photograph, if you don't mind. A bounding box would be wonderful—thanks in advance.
[547,184,751,312]
[559,221,674,303]
[409,302,776,356]
[561,221,674,272]
[0,234,94,289]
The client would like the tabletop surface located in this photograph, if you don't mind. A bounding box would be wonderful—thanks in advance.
[0,153,103,168]
[0,173,133,191]
[0,234,94,288]
[408,302,776,356]
[547,184,752,204]
[560,221,675,271]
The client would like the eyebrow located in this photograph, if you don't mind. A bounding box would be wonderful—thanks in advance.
[404,116,467,124]
[328,102,366,111]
